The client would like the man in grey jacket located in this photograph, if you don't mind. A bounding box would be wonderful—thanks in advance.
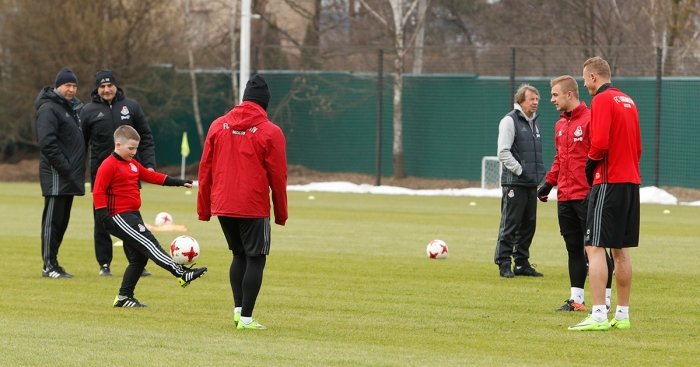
[35,67,86,278]
[494,83,546,278]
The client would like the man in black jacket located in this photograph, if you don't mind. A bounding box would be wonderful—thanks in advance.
[81,70,156,277]
[493,83,546,278]
[36,67,86,278]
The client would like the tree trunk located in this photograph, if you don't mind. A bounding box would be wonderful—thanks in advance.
[231,0,239,104]
[185,0,205,148]
[412,0,427,74]
[391,0,406,178]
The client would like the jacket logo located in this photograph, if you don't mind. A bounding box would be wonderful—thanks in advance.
[130,163,137,172]
[508,189,514,198]
[232,127,258,135]
[574,126,583,137]
[121,106,130,120]
[223,123,229,129]
[558,130,562,136]
[97,112,105,118]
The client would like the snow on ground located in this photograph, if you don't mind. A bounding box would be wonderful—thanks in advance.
[287,182,681,205]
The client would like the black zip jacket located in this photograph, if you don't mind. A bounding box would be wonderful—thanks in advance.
[81,88,156,184]
[35,87,86,196]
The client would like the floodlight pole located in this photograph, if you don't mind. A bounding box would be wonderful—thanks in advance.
[239,0,252,103]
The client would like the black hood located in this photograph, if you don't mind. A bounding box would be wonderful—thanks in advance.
[35,86,83,111]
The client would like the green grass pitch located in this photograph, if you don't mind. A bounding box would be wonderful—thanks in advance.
[1,181,699,366]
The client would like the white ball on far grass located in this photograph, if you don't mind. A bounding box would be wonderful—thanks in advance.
[469,202,477,206]
[426,239,448,259]
[185,190,192,195]
[663,209,671,214]
[308,195,315,200]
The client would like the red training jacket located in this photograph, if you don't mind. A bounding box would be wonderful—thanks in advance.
[197,101,288,225]
[545,101,591,201]
[589,86,642,185]
[93,153,167,215]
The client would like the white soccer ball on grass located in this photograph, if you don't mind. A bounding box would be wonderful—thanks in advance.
[426,239,448,259]
[154,212,173,226]
[170,235,200,265]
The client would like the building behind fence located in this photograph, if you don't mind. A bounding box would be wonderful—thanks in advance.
[145,46,700,189]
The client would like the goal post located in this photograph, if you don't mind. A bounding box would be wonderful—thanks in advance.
[481,156,502,189]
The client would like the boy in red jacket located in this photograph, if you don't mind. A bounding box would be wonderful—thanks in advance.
[198,75,288,329]
[93,125,207,307]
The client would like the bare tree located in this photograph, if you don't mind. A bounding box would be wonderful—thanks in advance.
[184,0,205,148]
[357,0,428,178]
[645,0,700,75]
[0,0,181,150]
[231,0,240,103]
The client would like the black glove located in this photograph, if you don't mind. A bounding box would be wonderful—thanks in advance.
[585,158,599,186]
[164,176,193,187]
[96,208,115,231]
[537,182,553,202]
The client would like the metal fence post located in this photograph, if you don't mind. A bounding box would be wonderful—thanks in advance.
[376,49,384,186]
[509,47,516,110]
[654,47,662,187]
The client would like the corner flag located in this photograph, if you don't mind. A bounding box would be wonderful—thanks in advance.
[181,132,190,158]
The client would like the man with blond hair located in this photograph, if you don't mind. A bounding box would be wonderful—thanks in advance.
[568,57,642,331]
[494,83,546,278]
[539,75,614,312]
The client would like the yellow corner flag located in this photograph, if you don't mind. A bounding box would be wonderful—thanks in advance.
[181,132,190,157]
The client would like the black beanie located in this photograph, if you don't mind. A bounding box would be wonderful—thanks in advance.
[55,67,78,88]
[95,69,117,87]
[242,75,270,110]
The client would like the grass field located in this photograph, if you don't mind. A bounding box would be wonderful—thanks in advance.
[1,181,699,366]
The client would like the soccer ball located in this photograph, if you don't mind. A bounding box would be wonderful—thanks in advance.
[426,239,448,259]
[170,235,200,265]
[154,212,173,226]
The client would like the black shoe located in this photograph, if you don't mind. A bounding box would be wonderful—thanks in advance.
[514,264,544,277]
[178,266,207,288]
[113,295,148,307]
[141,268,152,277]
[499,263,514,278]
[554,299,586,312]
[42,266,73,278]
[99,264,112,276]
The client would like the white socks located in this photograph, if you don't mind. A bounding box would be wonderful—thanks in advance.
[240,316,253,325]
[571,287,585,304]
[615,305,629,321]
[591,305,608,322]
[234,307,242,314]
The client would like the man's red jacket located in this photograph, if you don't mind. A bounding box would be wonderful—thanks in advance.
[545,101,591,201]
[197,102,288,225]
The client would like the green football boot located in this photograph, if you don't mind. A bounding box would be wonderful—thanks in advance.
[568,315,609,331]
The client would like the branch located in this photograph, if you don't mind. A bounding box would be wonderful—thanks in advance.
[357,0,389,27]
[401,0,420,29]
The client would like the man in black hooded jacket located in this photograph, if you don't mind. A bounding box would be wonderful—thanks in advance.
[36,67,86,279]
[81,70,156,277]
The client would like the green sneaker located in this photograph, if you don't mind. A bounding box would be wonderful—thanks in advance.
[609,317,630,329]
[234,311,241,326]
[568,315,609,331]
[237,318,267,330]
